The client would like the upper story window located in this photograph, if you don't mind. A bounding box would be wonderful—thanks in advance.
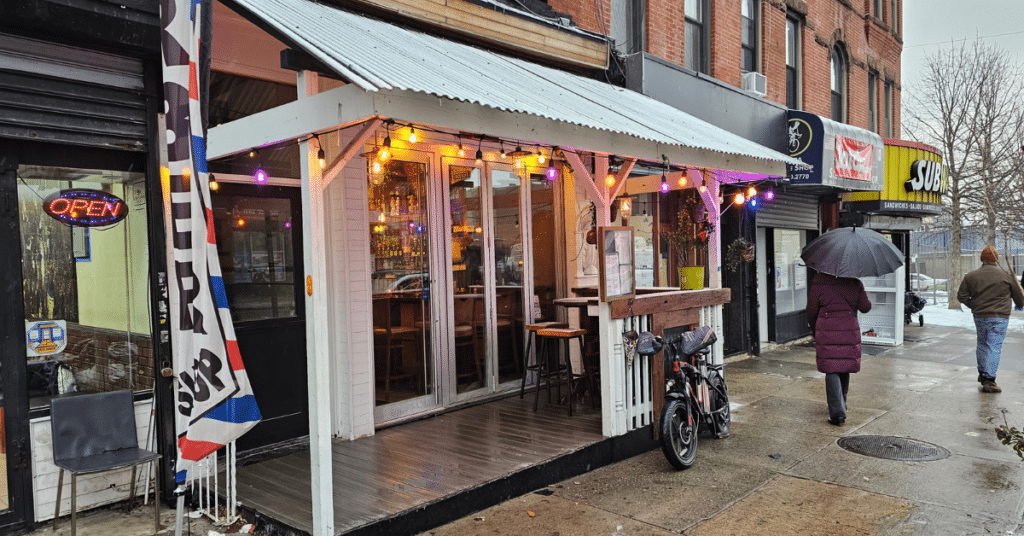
[884,80,894,137]
[786,15,800,109]
[868,70,878,133]
[874,0,883,20]
[685,0,709,74]
[610,0,646,55]
[831,44,847,122]
[890,0,899,34]
[741,0,758,72]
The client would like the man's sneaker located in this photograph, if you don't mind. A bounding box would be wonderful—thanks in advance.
[979,373,985,384]
[982,380,1002,393]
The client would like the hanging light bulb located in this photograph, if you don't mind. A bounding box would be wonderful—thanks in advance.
[718,194,724,204]
[620,196,632,217]
[678,174,688,187]
[372,160,382,174]
[408,127,417,144]
[500,142,507,159]
[457,136,465,157]
[538,148,545,164]
[381,124,392,160]
[660,173,670,193]
[735,192,745,204]
[254,165,268,184]
[209,173,219,192]
[764,189,775,201]
[606,174,615,187]
[546,163,558,181]
[475,138,483,165]
[313,134,325,168]
[699,176,707,193]
[749,197,760,209]
[747,186,757,198]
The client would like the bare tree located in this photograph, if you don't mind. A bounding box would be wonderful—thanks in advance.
[905,39,1024,308]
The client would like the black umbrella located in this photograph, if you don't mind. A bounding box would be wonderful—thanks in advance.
[800,227,903,278]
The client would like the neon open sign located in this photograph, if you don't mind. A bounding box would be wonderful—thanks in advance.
[43,189,128,227]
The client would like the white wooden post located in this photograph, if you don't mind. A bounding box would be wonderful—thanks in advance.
[298,70,335,536]
[599,303,626,436]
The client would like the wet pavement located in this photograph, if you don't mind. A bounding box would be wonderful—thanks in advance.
[422,322,1024,536]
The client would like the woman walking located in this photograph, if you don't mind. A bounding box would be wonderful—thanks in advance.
[806,272,872,426]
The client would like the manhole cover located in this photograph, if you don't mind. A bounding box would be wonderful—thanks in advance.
[837,435,950,462]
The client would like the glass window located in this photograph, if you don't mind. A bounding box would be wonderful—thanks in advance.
[211,189,298,322]
[868,70,878,133]
[685,0,708,74]
[891,0,899,33]
[874,0,883,19]
[831,45,846,122]
[786,16,800,109]
[884,80,894,138]
[741,0,757,73]
[773,229,807,315]
[18,166,151,409]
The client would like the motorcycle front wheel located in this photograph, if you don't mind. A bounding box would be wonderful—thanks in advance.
[659,396,698,470]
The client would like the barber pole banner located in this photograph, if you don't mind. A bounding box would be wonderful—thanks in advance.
[160,0,261,485]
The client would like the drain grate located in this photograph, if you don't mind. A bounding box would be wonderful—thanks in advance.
[838,435,950,462]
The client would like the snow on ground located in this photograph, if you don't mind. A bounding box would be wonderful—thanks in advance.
[911,291,1024,331]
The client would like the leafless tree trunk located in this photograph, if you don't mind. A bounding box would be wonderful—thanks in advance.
[905,39,1024,309]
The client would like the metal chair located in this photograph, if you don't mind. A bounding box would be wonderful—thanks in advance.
[51,390,161,536]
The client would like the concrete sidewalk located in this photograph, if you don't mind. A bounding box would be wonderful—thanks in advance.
[424,322,1024,535]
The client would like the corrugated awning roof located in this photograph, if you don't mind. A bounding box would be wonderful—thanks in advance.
[224,0,803,169]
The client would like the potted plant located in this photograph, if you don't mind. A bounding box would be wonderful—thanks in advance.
[661,199,713,290]
[724,237,755,273]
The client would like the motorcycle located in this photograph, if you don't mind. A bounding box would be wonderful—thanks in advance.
[637,326,731,470]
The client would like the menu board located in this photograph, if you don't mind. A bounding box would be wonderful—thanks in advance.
[598,226,635,302]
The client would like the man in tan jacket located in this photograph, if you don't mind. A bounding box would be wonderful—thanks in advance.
[957,246,1024,393]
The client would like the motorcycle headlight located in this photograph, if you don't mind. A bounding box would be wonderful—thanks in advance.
[666,379,675,390]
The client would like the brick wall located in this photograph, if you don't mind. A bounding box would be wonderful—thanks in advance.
[546,0,902,136]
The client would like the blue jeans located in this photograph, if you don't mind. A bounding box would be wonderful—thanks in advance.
[974,316,1009,380]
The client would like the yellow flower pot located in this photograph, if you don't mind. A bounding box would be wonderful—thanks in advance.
[678,267,704,290]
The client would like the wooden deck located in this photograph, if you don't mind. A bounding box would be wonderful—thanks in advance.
[232,394,655,536]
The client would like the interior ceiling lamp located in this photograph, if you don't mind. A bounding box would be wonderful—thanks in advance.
[619,194,633,217]
[381,122,392,160]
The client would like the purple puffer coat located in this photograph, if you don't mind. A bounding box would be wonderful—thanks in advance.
[806,273,872,374]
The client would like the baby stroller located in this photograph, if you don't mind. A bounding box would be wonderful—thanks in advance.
[905,291,926,326]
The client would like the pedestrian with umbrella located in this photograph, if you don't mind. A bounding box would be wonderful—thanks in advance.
[956,246,1024,393]
[802,227,902,425]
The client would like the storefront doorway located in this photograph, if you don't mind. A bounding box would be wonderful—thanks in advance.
[209,182,307,451]
[0,165,32,534]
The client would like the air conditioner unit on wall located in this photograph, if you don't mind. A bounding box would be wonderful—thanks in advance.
[742,71,767,97]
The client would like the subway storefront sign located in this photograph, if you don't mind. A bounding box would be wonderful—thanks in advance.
[843,140,945,216]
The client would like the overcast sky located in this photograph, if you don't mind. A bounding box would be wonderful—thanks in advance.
[902,0,1024,98]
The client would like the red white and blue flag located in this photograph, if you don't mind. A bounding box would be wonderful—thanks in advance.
[160,0,261,485]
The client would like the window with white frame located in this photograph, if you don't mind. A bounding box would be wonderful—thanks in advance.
[884,80,894,137]
[741,0,758,72]
[831,44,847,122]
[786,15,800,109]
[868,70,878,133]
[685,0,709,74]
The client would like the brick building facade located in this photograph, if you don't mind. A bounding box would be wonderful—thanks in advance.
[548,0,902,138]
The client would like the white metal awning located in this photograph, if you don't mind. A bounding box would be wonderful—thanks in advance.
[213,0,802,175]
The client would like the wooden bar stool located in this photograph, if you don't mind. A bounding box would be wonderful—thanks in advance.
[520,321,568,400]
[533,327,588,416]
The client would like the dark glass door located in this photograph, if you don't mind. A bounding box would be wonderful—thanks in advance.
[0,164,33,534]
[210,182,307,452]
